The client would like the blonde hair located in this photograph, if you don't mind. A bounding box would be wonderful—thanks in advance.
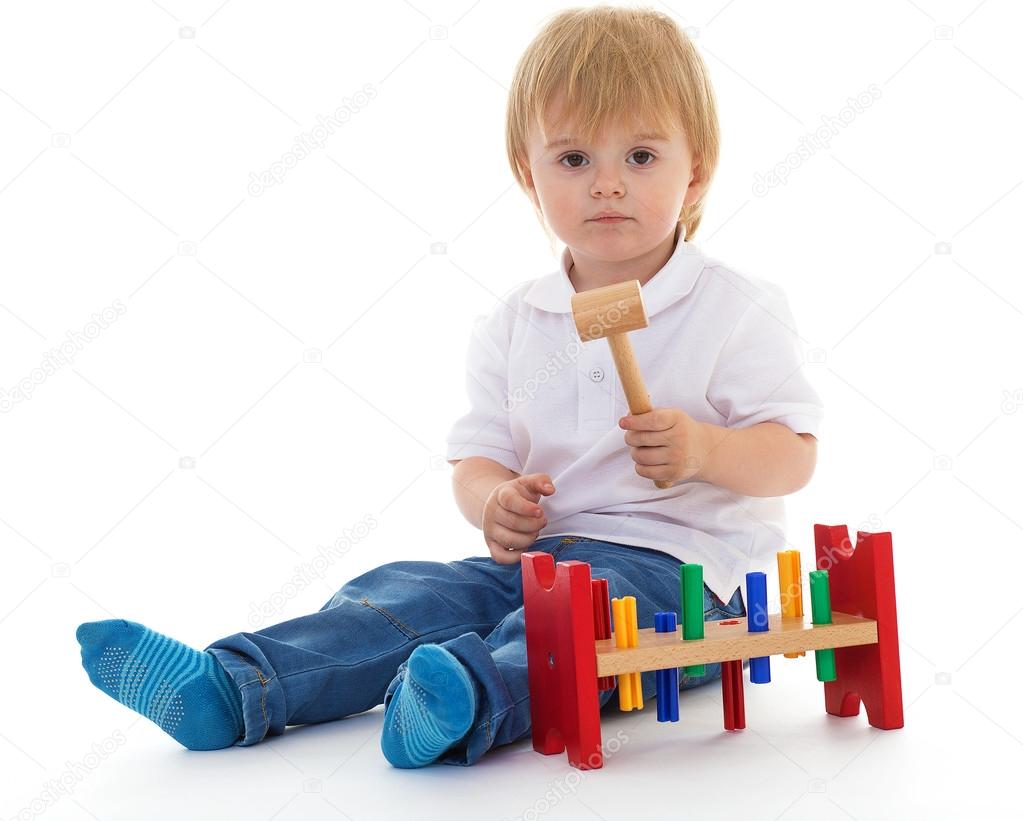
[506,5,720,243]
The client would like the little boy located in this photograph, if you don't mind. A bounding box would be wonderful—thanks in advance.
[75,6,822,769]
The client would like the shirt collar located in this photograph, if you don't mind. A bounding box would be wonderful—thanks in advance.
[523,223,707,316]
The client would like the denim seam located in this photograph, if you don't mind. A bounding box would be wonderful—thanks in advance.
[358,596,422,639]
[468,689,531,746]
[235,657,273,742]
[464,662,527,744]
[274,621,504,684]
[487,693,528,726]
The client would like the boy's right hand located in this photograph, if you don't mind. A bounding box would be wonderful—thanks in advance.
[482,473,556,565]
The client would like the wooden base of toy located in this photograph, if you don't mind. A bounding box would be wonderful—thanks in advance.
[521,525,904,770]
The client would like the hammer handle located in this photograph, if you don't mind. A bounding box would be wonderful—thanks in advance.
[606,334,673,490]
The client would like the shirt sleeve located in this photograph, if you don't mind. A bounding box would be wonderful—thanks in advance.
[706,283,824,438]
[445,299,524,473]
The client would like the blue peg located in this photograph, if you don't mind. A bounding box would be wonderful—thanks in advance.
[746,572,772,684]
[654,611,679,722]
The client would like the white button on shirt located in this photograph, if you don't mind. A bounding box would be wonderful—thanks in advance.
[446,229,824,602]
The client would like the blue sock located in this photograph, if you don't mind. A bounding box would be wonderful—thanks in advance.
[380,644,476,768]
[76,619,244,751]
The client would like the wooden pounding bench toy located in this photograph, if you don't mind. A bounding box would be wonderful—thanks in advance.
[520,524,904,769]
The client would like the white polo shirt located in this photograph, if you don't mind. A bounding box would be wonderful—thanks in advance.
[446,230,824,602]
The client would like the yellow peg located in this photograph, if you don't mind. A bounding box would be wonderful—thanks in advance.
[624,596,643,710]
[611,596,643,710]
[777,550,806,658]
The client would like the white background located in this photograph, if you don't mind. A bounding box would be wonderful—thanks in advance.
[2,0,1020,819]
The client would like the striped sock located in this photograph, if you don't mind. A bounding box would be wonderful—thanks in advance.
[76,619,243,750]
[380,644,476,768]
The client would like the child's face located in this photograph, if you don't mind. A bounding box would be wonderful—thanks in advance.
[524,96,705,262]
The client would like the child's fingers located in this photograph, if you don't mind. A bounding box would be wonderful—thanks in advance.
[487,539,523,565]
[493,504,547,534]
[499,485,545,518]
[519,473,556,498]
[487,523,539,554]
[628,445,672,465]
[623,430,661,447]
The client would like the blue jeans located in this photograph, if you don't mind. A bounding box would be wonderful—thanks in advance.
[205,535,747,765]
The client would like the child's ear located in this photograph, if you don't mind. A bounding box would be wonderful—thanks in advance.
[684,162,709,208]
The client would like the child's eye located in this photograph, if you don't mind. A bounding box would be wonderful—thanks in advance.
[558,150,656,169]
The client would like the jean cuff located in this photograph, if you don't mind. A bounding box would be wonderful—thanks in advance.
[207,647,285,747]
[437,632,514,766]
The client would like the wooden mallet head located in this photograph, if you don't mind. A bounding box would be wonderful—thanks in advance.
[570,280,672,489]
[570,279,649,342]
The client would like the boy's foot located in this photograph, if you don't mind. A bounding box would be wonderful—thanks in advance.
[380,644,476,768]
[76,619,244,750]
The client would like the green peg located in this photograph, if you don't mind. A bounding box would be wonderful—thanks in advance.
[809,569,837,682]
[680,563,705,677]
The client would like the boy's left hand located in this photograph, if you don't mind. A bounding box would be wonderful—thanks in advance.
[619,408,710,485]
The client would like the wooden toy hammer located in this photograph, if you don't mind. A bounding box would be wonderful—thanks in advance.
[571,279,673,489]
